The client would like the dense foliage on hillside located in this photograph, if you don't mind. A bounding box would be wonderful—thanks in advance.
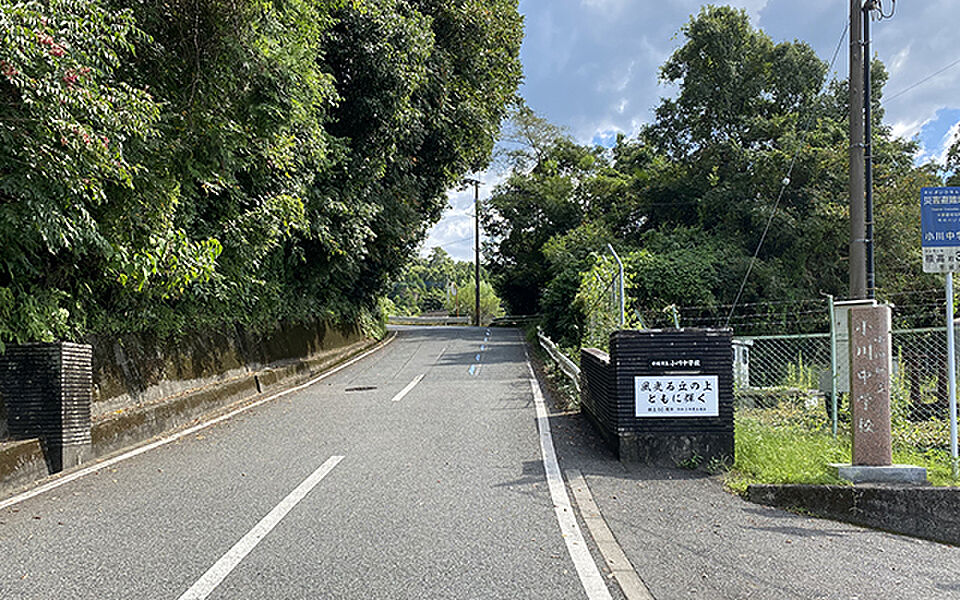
[483,6,943,347]
[0,0,523,346]
[384,247,503,322]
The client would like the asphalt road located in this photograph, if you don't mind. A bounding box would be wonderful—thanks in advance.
[0,326,610,600]
[5,325,960,600]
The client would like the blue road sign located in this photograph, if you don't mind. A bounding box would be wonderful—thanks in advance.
[922,187,960,273]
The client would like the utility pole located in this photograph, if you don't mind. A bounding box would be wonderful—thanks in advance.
[849,0,867,300]
[864,0,877,299]
[464,178,482,327]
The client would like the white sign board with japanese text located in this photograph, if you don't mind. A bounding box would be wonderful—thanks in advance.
[634,375,719,417]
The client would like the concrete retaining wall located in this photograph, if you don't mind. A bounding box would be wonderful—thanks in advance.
[748,483,960,546]
[0,439,48,494]
[89,335,372,459]
[89,320,363,418]
[0,320,376,497]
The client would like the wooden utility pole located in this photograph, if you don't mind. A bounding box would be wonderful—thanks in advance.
[850,0,867,299]
[864,1,877,299]
[464,179,482,327]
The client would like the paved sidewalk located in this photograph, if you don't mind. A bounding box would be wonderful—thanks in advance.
[544,394,960,599]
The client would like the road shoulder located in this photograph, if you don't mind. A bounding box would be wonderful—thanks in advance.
[526,339,960,600]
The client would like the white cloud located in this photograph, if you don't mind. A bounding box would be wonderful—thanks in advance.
[580,0,628,14]
[420,171,506,262]
[426,0,960,261]
[891,118,926,142]
[887,44,911,78]
[938,122,960,165]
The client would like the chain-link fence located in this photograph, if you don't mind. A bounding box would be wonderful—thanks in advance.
[734,322,957,454]
[578,279,959,464]
[733,333,831,394]
[579,261,623,352]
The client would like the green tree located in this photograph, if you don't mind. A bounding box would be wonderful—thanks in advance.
[0,0,219,345]
[946,138,960,186]
[483,106,605,315]
[449,279,504,325]
[487,5,935,348]
[0,0,524,346]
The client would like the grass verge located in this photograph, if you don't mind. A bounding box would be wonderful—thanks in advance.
[726,402,960,494]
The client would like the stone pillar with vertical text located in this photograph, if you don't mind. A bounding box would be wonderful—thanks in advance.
[848,305,893,466]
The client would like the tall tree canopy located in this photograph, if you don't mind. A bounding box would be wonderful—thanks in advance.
[483,5,939,347]
[0,0,523,346]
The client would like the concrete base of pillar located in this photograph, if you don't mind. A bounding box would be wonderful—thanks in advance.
[43,442,91,473]
[831,463,928,485]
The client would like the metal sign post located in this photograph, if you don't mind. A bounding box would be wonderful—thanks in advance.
[607,244,625,327]
[948,274,958,479]
[828,294,838,438]
[921,186,960,478]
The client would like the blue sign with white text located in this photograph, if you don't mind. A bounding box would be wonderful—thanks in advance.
[921,187,960,273]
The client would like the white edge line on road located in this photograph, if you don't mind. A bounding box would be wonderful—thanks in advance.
[391,373,425,402]
[0,333,397,511]
[177,454,344,600]
[524,348,613,600]
[567,469,656,600]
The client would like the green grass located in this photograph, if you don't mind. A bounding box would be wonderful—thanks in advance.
[892,446,958,487]
[726,409,849,495]
[726,402,960,494]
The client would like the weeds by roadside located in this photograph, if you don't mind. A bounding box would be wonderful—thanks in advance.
[523,325,580,411]
[725,400,960,494]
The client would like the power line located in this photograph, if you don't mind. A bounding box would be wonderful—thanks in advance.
[434,236,475,246]
[886,56,960,103]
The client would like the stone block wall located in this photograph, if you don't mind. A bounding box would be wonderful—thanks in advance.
[0,343,92,471]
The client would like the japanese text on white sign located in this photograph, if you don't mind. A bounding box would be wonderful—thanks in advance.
[634,375,719,417]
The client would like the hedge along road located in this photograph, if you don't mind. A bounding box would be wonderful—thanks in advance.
[0,326,616,600]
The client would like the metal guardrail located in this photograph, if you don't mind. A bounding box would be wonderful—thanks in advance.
[489,314,540,327]
[387,316,470,326]
[537,328,581,392]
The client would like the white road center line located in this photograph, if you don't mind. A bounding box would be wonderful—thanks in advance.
[391,373,425,402]
[525,353,613,600]
[177,455,344,600]
[0,334,395,511]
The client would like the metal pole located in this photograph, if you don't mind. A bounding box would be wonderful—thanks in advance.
[829,294,839,438]
[607,244,625,327]
[849,0,867,299]
[864,2,876,299]
[473,181,481,327]
[948,273,959,478]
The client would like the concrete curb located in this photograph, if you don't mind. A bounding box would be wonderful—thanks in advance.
[0,439,48,494]
[0,335,386,499]
[747,483,960,546]
[566,469,655,600]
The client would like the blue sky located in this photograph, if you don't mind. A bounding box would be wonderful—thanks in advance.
[424,0,960,261]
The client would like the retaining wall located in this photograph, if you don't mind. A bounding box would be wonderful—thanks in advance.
[748,483,960,546]
[0,319,375,496]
